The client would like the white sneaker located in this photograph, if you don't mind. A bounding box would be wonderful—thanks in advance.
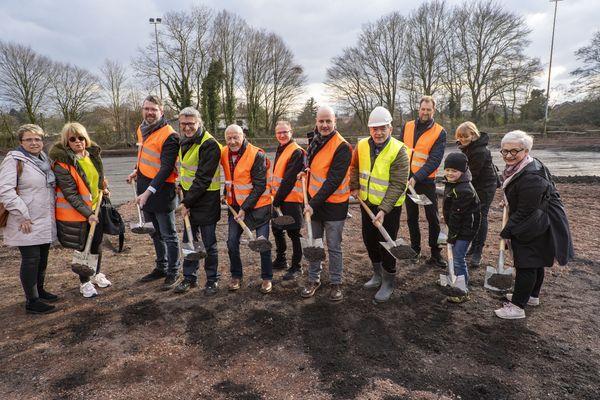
[505,293,540,306]
[495,302,526,319]
[92,273,112,288]
[80,281,98,298]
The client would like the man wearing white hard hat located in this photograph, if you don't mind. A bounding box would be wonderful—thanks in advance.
[349,106,410,303]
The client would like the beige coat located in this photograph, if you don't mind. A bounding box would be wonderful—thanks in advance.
[0,151,56,247]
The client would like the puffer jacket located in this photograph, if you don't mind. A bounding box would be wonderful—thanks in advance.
[459,132,499,195]
[49,142,104,250]
[442,169,481,243]
[0,151,56,246]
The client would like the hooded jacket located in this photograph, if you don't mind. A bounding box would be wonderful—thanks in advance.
[442,169,481,243]
[50,142,104,250]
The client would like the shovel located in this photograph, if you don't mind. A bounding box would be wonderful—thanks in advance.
[71,192,103,277]
[407,185,432,206]
[176,192,207,260]
[357,197,415,259]
[439,242,468,296]
[299,175,326,262]
[273,206,295,227]
[484,205,514,291]
[129,180,155,234]
[226,203,272,253]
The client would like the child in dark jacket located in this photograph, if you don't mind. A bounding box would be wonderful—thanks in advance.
[442,152,481,303]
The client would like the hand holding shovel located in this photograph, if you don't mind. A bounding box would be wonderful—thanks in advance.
[299,175,326,262]
[357,197,415,259]
[129,180,155,234]
[226,203,272,253]
[71,192,103,277]
[484,205,514,291]
[407,185,432,206]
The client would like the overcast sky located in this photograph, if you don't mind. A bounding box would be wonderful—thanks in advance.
[0,0,596,108]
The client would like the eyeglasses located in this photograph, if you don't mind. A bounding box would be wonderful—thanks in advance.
[500,148,525,157]
[180,122,198,128]
[275,130,290,135]
[69,136,86,143]
[22,137,43,143]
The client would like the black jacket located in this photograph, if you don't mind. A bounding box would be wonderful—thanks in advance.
[50,143,104,250]
[442,170,481,243]
[136,124,179,213]
[501,158,573,268]
[181,131,221,226]
[459,132,498,195]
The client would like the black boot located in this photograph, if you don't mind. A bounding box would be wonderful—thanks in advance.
[38,288,58,302]
[428,248,447,268]
[272,256,289,270]
[283,264,302,281]
[26,299,57,314]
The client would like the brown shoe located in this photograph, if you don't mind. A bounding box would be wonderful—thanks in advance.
[260,280,272,294]
[301,281,321,298]
[228,278,241,291]
[329,284,343,302]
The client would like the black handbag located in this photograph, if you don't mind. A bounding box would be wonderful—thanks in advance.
[101,197,125,252]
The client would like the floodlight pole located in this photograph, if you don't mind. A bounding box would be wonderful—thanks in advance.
[149,17,163,99]
[543,0,563,137]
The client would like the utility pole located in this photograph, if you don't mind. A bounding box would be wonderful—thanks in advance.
[543,0,563,137]
[149,17,163,99]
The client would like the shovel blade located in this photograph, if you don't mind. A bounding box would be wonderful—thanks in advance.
[484,266,515,291]
[439,273,467,293]
[130,222,155,234]
[273,215,295,226]
[71,251,98,277]
[408,193,432,206]
[248,236,272,253]
[380,241,416,260]
[182,241,207,260]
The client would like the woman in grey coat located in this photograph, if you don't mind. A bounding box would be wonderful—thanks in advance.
[0,124,57,314]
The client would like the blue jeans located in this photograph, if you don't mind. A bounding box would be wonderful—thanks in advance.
[145,210,180,275]
[452,240,470,287]
[227,214,273,280]
[182,223,219,284]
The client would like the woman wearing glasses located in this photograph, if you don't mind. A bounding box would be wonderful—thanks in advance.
[50,122,112,298]
[0,124,58,314]
[494,130,573,319]
[455,122,499,268]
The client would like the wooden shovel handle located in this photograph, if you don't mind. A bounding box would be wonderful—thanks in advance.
[83,191,103,254]
[130,180,145,224]
[408,185,418,196]
[301,175,314,241]
[499,205,509,251]
[357,197,395,244]
[226,203,255,240]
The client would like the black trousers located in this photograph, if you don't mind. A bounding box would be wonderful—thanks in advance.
[272,225,302,269]
[470,189,494,253]
[511,267,545,309]
[361,205,402,273]
[78,220,104,283]
[405,180,440,253]
[18,243,51,301]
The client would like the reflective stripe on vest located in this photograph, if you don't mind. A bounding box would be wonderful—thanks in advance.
[220,143,272,208]
[357,137,407,207]
[308,132,351,203]
[178,132,222,191]
[271,141,305,203]
[136,125,178,183]
[403,120,443,179]
[54,162,93,222]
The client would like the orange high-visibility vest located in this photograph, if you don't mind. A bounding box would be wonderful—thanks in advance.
[54,162,92,222]
[403,120,444,179]
[221,143,272,208]
[308,132,351,203]
[136,125,178,183]
[271,141,306,203]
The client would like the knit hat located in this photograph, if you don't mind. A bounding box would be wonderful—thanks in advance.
[444,152,468,172]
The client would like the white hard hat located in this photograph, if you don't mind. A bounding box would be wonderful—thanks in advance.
[368,106,393,127]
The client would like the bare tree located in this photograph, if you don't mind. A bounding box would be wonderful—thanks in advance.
[242,28,270,136]
[0,41,53,123]
[50,63,100,122]
[496,58,542,123]
[571,31,600,99]
[453,0,532,121]
[100,59,128,138]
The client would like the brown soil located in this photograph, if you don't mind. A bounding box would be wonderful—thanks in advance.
[1,182,599,400]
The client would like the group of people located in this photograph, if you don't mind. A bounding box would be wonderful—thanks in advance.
[0,94,572,320]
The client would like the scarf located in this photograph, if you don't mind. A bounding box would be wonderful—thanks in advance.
[17,145,56,187]
[140,116,167,139]
[306,130,335,166]
[501,154,533,189]
[180,128,204,156]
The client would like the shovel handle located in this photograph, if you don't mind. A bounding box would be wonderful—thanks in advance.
[301,175,314,241]
[226,203,256,240]
[275,207,284,217]
[130,180,145,224]
[446,242,456,281]
[183,214,195,243]
[408,185,418,196]
[357,197,395,244]
[497,205,509,273]
[83,192,103,254]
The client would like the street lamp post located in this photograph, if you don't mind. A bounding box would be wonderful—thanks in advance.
[543,0,563,137]
[149,17,163,99]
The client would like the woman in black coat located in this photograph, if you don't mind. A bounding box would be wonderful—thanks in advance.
[494,130,573,320]
[455,121,498,267]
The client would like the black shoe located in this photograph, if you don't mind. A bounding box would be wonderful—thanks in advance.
[428,251,448,268]
[272,257,289,270]
[410,248,421,262]
[161,275,181,291]
[38,288,58,302]
[140,269,167,283]
[204,281,219,296]
[174,278,197,294]
[26,299,57,314]
[283,266,301,281]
